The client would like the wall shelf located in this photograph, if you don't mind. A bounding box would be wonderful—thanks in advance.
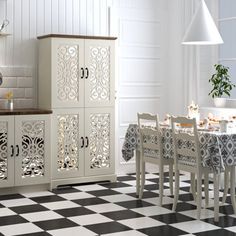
[0,33,11,38]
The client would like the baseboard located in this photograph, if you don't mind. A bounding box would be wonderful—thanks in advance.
[51,174,117,189]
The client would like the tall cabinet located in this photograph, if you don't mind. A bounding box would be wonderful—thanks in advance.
[37,34,117,188]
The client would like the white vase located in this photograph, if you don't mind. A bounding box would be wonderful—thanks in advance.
[214,97,226,108]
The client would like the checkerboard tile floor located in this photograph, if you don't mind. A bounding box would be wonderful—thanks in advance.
[0,172,236,235]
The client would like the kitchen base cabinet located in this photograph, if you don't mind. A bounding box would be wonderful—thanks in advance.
[51,108,116,188]
[0,112,51,189]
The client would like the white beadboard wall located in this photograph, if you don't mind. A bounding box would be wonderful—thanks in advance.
[0,0,111,66]
[0,0,112,108]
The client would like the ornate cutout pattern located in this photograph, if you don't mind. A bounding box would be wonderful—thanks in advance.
[21,121,45,178]
[0,122,7,180]
[57,115,79,171]
[89,46,110,101]
[90,113,110,169]
[57,45,79,101]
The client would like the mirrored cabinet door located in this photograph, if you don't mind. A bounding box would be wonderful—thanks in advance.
[0,116,14,188]
[14,115,50,186]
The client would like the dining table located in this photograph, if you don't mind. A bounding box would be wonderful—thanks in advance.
[122,123,236,221]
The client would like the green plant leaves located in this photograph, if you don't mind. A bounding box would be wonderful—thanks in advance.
[208,64,236,98]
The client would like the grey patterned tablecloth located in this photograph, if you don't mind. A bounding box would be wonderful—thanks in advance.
[122,124,236,174]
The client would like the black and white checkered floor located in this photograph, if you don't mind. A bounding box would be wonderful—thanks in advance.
[0,172,236,236]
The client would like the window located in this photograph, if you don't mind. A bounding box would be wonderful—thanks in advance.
[219,0,236,98]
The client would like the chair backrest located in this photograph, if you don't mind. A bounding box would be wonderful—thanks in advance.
[137,113,162,162]
[137,113,159,130]
[171,116,201,169]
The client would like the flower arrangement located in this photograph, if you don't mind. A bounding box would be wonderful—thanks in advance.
[5,91,13,100]
[4,91,13,110]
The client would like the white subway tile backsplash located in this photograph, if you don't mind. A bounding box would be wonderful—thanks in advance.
[12,88,25,98]
[0,89,12,99]
[17,77,33,88]
[0,66,35,108]
[0,67,33,77]
[1,77,17,88]
[14,99,34,109]
[25,88,33,98]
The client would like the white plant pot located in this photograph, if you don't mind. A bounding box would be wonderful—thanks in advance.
[214,97,226,108]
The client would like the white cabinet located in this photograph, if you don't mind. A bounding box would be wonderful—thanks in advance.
[38,35,117,187]
[51,108,115,181]
[38,36,115,109]
[0,115,51,188]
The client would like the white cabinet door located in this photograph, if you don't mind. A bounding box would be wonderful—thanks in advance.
[51,38,85,108]
[84,40,115,108]
[14,115,51,186]
[84,108,115,176]
[52,109,85,179]
[0,116,14,188]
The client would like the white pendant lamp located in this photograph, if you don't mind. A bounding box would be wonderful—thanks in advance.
[182,0,223,45]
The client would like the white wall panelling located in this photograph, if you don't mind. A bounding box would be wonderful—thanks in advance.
[114,0,167,174]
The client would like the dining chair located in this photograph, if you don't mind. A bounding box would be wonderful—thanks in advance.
[138,113,174,206]
[221,167,236,214]
[171,116,220,221]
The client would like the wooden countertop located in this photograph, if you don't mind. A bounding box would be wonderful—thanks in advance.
[37,34,117,40]
[0,109,52,115]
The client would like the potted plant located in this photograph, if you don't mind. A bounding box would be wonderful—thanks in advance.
[209,64,235,107]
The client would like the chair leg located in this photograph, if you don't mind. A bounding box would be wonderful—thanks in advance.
[159,164,164,206]
[191,173,196,201]
[222,168,229,205]
[139,161,145,199]
[169,163,174,195]
[136,150,141,196]
[214,173,220,222]
[230,166,236,214]
[196,172,202,220]
[204,172,209,208]
[172,169,179,211]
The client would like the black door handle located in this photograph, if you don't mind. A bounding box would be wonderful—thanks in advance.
[85,68,89,79]
[81,68,85,79]
[81,137,84,148]
[16,145,19,157]
[10,145,14,157]
[85,136,89,148]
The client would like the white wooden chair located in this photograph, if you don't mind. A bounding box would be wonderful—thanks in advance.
[138,113,174,206]
[171,116,220,221]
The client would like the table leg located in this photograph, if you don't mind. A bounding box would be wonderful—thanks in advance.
[136,150,141,196]
[230,166,236,214]
[214,173,220,222]
[190,173,196,201]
